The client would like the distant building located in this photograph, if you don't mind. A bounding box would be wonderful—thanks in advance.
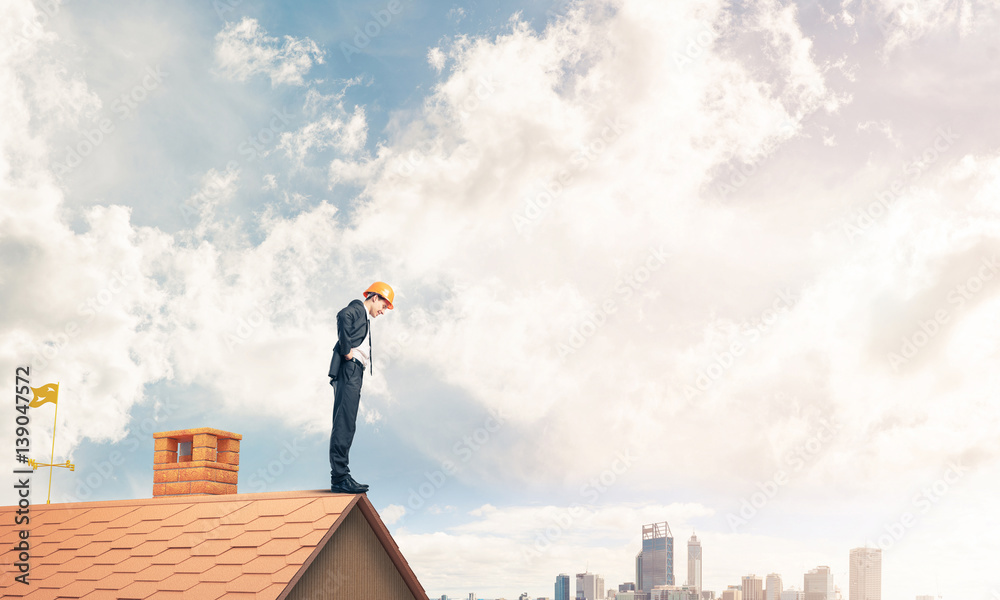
[637,551,644,590]
[849,548,881,600]
[743,575,763,600]
[702,591,716,600]
[619,593,651,600]
[765,574,783,600]
[722,586,743,600]
[469,594,476,600]
[804,567,835,600]
[688,533,703,592]
[640,522,675,591]
[781,588,805,600]
[556,574,571,600]
[622,583,637,592]
[916,596,936,600]
[650,584,701,600]
[577,572,606,600]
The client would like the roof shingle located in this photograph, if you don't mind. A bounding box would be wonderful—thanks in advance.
[0,490,360,599]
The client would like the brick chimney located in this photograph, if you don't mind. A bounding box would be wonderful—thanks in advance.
[153,427,241,497]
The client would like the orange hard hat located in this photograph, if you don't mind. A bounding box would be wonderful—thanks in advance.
[364,282,394,309]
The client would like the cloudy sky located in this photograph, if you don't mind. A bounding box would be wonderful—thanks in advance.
[2,0,999,598]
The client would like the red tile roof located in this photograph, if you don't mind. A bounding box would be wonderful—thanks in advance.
[0,490,424,599]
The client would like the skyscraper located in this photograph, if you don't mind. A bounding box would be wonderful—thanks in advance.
[640,522,674,591]
[765,574,783,600]
[688,533,702,592]
[804,567,835,600]
[556,573,570,600]
[849,548,881,600]
[743,575,763,600]
[576,572,605,600]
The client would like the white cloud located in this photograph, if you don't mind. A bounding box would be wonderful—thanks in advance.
[873,0,1000,54]
[381,503,407,524]
[278,106,368,166]
[427,46,446,73]
[214,17,324,86]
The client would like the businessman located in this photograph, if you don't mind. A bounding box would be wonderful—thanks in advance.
[328,281,394,494]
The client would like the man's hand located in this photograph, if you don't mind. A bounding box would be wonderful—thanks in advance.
[345,350,354,361]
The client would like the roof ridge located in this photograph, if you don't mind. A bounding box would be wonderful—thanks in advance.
[0,489,350,512]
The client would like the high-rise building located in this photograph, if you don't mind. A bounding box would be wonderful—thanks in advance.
[469,594,476,600]
[765,574,783,600]
[577,572,606,600]
[621,584,637,592]
[637,552,644,591]
[781,589,804,600]
[556,574,571,600]
[742,575,763,600]
[640,522,674,591]
[804,567,835,600]
[849,548,882,600]
[687,533,702,592]
[915,596,935,600]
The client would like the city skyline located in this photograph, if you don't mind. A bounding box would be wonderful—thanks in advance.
[529,527,913,600]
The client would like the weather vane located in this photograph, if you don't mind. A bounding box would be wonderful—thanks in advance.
[27,382,76,504]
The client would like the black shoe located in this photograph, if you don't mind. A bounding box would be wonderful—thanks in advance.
[344,475,369,490]
[330,475,368,494]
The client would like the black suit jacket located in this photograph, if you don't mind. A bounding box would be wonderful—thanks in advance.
[328,299,369,381]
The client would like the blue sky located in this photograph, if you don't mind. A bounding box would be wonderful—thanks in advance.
[3,0,1000,598]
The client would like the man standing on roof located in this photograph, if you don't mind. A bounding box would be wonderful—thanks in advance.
[327,281,394,494]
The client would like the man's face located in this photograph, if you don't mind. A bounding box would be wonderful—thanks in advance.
[368,295,389,318]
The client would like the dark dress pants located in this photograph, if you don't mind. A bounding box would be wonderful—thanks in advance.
[329,360,363,483]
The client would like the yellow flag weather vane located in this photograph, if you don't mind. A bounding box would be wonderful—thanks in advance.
[27,382,76,504]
